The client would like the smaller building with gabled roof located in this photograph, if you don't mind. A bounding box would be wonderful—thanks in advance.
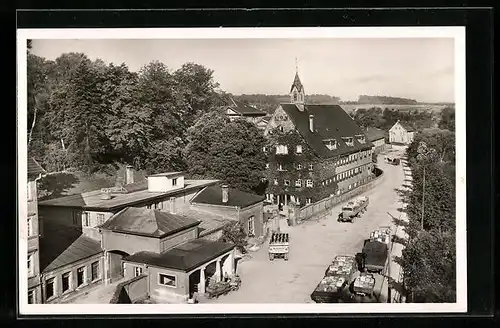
[224,98,267,124]
[389,120,416,145]
[364,127,388,154]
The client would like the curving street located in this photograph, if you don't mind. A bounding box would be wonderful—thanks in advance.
[205,149,407,304]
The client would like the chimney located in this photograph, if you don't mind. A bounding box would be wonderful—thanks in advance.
[309,114,314,132]
[221,185,229,203]
[125,165,134,185]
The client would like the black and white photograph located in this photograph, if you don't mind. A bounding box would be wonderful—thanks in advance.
[17,27,466,315]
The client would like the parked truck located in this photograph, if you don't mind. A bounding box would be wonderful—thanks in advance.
[337,196,369,222]
[325,255,358,282]
[310,275,349,303]
[361,240,389,274]
[268,232,289,261]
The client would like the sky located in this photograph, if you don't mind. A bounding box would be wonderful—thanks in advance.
[31,38,455,103]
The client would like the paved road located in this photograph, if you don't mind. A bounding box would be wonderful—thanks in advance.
[207,150,407,304]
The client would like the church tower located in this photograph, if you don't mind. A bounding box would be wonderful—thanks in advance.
[289,58,305,111]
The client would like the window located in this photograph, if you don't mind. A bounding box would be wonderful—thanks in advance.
[27,253,34,277]
[172,178,178,186]
[297,164,302,170]
[27,217,33,237]
[276,145,288,154]
[343,137,354,147]
[306,180,313,188]
[348,184,352,190]
[91,261,100,281]
[62,272,71,293]
[27,183,32,201]
[72,211,79,225]
[324,139,337,150]
[158,273,177,287]
[154,202,162,210]
[284,180,290,186]
[295,179,302,187]
[134,266,143,277]
[306,198,312,204]
[279,126,284,132]
[309,164,313,171]
[265,163,270,169]
[296,145,303,154]
[273,179,278,186]
[247,216,255,236]
[77,267,86,287]
[147,204,152,209]
[96,213,105,225]
[28,290,35,304]
[82,212,90,227]
[45,278,55,300]
[293,91,298,101]
[278,164,284,171]
[263,146,268,152]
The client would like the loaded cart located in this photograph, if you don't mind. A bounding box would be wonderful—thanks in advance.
[325,255,358,283]
[268,232,290,261]
[338,196,369,223]
[370,226,392,245]
[205,281,232,299]
[353,273,376,296]
[310,275,349,303]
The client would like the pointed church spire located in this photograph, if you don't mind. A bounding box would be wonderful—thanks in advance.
[290,58,305,110]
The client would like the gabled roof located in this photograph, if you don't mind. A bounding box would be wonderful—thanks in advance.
[227,98,267,116]
[392,120,415,132]
[28,157,45,180]
[290,72,304,93]
[40,225,102,273]
[364,127,386,142]
[99,207,201,238]
[191,185,265,208]
[278,104,374,158]
[124,239,235,272]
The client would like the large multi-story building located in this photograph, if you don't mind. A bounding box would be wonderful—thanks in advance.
[27,157,46,304]
[263,71,375,207]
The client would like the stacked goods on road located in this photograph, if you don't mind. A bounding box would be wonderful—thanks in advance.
[268,232,290,261]
[325,255,357,282]
[370,226,392,245]
[353,273,376,296]
[310,275,349,303]
[361,239,389,274]
[338,196,369,222]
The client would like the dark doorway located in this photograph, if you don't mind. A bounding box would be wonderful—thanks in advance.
[189,270,201,298]
[108,250,130,282]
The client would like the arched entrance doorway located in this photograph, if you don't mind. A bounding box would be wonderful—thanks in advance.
[108,250,130,282]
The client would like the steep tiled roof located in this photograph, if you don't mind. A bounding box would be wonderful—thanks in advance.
[124,239,235,272]
[40,225,102,273]
[99,207,201,238]
[279,104,374,159]
[364,127,387,142]
[38,179,219,211]
[191,185,265,208]
[28,157,45,180]
[227,99,267,116]
[399,122,416,132]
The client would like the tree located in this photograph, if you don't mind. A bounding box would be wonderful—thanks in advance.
[439,106,455,131]
[219,221,248,253]
[184,111,267,193]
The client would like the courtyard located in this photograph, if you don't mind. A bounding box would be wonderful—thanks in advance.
[205,149,407,304]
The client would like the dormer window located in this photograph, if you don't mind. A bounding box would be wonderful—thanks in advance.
[342,137,354,147]
[263,146,268,152]
[296,145,303,154]
[265,163,270,169]
[279,126,284,132]
[356,134,366,144]
[276,145,288,154]
[295,179,302,187]
[273,179,278,185]
[323,139,337,150]
[277,164,285,171]
[309,164,313,171]
[297,164,302,170]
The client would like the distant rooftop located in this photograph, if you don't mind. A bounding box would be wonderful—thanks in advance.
[38,179,220,211]
[148,171,185,178]
[364,127,386,142]
[227,98,267,116]
[191,185,265,208]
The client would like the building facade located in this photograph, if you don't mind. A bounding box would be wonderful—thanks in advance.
[365,127,388,155]
[389,120,416,145]
[263,71,375,207]
[27,158,45,304]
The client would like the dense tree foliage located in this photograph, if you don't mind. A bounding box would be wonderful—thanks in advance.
[27,51,226,176]
[352,107,435,132]
[438,106,455,131]
[397,128,456,302]
[357,95,418,105]
[183,111,267,193]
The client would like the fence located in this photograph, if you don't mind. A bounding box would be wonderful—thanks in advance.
[298,169,385,223]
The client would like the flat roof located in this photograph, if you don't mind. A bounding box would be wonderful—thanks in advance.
[38,179,220,211]
[124,239,235,272]
[148,171,185,178]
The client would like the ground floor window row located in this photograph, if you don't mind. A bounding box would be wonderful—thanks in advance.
[43,260,101,302]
